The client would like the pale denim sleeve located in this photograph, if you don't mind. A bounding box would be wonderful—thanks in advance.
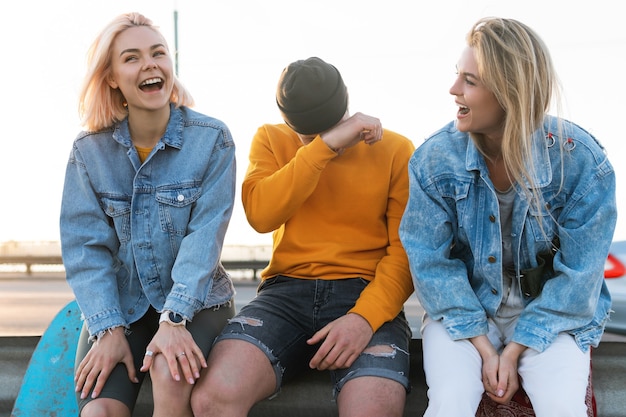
[513,127,617,353]
[399,144,489,340]
[60,141,128,337]
[163,126,237,319]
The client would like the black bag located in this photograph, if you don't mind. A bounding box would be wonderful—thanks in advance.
[519,236,560,298]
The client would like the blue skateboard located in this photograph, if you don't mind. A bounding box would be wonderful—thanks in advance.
[11,300,81,416]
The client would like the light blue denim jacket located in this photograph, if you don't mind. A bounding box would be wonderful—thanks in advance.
[399,116,617,352]
[60,105,236,339]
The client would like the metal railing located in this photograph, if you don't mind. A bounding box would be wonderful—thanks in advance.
[0,255,268,278]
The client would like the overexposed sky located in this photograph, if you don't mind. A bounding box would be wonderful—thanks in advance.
[1,0,624,245]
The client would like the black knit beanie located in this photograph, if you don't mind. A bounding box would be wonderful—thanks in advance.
[276,57,348,135]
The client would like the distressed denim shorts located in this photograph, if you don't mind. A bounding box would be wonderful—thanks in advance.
[216,275,411,397]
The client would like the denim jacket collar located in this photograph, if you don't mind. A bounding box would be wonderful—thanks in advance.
[112,103,185,150]
[465,127,552,190]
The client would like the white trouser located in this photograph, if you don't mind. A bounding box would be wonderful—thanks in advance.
[421,318,590,417]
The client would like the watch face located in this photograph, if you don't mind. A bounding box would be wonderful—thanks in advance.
[169,311,184,324]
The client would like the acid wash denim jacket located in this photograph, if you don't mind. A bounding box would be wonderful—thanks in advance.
[399,116,617,353]
[60,105,236,339]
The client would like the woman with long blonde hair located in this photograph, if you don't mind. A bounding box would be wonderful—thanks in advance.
[400,17,616,416]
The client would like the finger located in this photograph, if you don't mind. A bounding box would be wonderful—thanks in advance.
[307,326,330,346]
[165,352,182,382]
[75,365,90,393]
[176,351,197,384]
[123,355,139,384]
[363,128,382,145]
[309,344,331,369]
[75,360,85,383]
[485,391,509,404]
[75,351,95,383]
[312,343,341,371]
[79,365,100,399]
[308,335,332,368]
[189,346,206,377]
[485,373,499,396]
[140,349,155,372]
[90,367,112,399]
[335,350,359,370]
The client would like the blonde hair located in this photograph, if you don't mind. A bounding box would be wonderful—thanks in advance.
[467,17,562,203]
[78,12,194,131]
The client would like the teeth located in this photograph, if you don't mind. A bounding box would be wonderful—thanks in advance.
[141,78,162,86]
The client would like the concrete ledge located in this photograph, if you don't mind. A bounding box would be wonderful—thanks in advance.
[3,337,625,417]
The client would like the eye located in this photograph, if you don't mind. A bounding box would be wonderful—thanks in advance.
[153,48,168,58]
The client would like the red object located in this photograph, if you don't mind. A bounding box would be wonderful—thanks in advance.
[476,359,596,416]
[605,253,626,278]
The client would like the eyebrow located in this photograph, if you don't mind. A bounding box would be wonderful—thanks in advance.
[119,43,166,57]
[459,70,479,80]
[455,64,479,81]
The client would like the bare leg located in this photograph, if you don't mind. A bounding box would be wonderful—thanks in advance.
[80,398,131,417]
[150,354,194,417]
[337,376,406,417]
[191,339,276,417]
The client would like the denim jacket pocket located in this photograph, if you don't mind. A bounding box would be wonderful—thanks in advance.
[526,191,563,243]
[100,196,132,243]
[156,183,201,235]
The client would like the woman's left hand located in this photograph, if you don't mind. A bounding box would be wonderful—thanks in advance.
[140,324,207,384]
[484,342,525,404]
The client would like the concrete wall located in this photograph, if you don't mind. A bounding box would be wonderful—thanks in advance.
[2,337,625,417]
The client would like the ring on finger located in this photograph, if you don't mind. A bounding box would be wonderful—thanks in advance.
[176,352,186,358]
[145,350,154,357]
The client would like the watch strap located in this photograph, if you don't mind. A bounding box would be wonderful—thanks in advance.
[159,310,186,326]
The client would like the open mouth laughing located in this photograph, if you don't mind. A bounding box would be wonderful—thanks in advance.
[139,77,164,92]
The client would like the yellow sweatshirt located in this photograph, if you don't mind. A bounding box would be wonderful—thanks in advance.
[242,123,415,331]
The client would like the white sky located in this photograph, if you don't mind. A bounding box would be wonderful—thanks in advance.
[1,0,624,246]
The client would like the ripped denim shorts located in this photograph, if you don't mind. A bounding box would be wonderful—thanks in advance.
[215,275,411,397]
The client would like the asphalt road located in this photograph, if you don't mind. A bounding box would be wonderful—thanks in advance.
[0,272,426,338]
[1,272,623,342]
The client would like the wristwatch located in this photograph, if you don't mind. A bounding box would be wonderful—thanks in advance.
[159,310,187,327]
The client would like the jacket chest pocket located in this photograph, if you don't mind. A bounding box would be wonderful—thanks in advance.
[527,192,563,243]
[100,197,132,243]
[155,184,201,235]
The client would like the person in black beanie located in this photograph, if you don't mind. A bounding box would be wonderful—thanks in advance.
[192,57,416,417]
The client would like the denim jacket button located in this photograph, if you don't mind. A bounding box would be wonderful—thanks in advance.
[489,214,496,222]
[491,288,498,295]
[488,256,496,263]
[177,194,185,202]
[128,308,135,315]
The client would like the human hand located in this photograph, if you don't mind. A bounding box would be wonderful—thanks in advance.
[484,343,525,404]
[484,354,520,404]
[75,327,138,399]
[307,313,373,371]
[321,112,382,152]
[470,335,504,400]
[140,323,206,385]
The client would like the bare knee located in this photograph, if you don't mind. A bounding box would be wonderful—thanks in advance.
[339,376,406,417]
[148,355,174,386]
[81,398,130,417]
[191,339,276,415]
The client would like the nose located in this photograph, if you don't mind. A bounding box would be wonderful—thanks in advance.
[143,59,157,70]
[449,76,462,96]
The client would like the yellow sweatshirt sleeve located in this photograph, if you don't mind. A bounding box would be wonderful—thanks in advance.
[348,136,416,331]
[242,124,337,233]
